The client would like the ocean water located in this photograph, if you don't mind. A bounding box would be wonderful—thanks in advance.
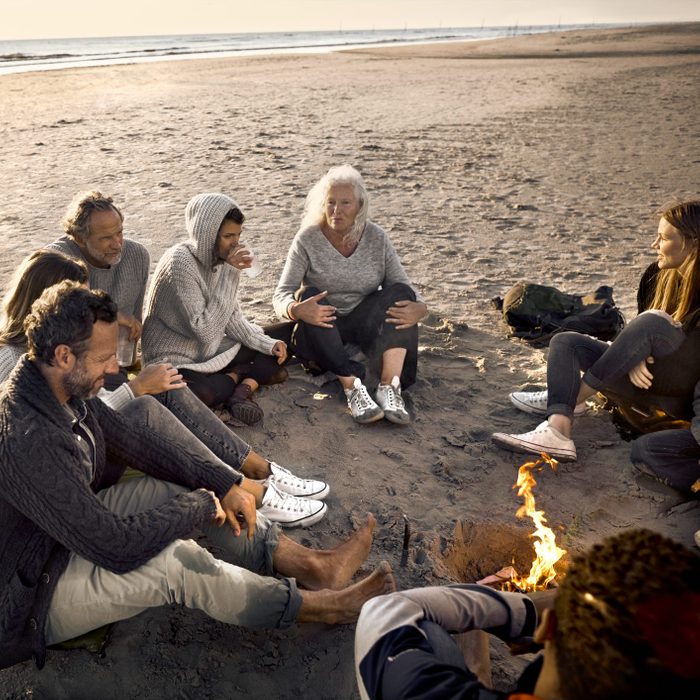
[0,24,611,76]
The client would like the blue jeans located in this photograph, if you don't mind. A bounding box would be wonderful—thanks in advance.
[631,429,700,492]
[547,311,686,419]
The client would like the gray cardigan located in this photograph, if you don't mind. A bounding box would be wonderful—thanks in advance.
[0,356,241,669]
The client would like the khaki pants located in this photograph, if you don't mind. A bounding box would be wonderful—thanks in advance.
[45,477,302,645]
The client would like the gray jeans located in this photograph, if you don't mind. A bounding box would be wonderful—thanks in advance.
[546,310,686,419]
[44,477,302,645]
[154,386,252,468]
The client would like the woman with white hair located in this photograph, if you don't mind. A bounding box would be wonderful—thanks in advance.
[273,165,427,424]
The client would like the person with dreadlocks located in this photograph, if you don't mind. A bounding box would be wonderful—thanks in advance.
[355,528,700,699]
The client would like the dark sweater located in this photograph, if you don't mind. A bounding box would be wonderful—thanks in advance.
[0,357,241,669]
[634,263,700,410]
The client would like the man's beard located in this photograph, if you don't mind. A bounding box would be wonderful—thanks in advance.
[63,361,102,400]
[85,239,122,267]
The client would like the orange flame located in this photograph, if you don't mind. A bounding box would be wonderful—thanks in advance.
[510,453,566,591]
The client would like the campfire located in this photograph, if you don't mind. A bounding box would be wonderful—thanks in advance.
[478,453,566,592]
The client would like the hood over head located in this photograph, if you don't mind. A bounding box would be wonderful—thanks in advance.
[185,193,240,265]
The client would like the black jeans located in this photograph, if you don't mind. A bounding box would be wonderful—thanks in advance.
[547,311,687,420]
[630,429,700,492]
[290,283,419,388]
[179,323,293,408]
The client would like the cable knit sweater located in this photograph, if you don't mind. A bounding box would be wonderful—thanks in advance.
[45,236,150,321]
[142,193,276,373]
[0,356,242,669]
[272,222,423,319]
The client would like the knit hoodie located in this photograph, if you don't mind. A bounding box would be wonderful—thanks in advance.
[142,193,276,373]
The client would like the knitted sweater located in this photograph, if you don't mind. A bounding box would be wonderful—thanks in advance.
[45,236,150,321]
[142,193,276,373]
[0,356,242,669]
[272,222,422,319]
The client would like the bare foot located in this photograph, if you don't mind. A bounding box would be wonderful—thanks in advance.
[307,513,377,591]
[297,561,396,624]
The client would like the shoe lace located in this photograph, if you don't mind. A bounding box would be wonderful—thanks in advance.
[381,385,404,412]
[351,383,375,411]
[267,485,306,514]
[273,466,306,489]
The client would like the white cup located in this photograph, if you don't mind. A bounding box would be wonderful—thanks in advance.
[117,326,136,367]
[240,242,262,278]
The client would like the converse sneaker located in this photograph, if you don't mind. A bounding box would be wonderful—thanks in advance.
[258,481,327,528]
[492,420,577,461]
[345,378,384,424]
[509,390,587,417]
[375,376,410,424]
[266,462,329,500]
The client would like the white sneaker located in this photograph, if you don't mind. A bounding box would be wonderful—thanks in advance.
[376,376,410,424]
[492,420,577,461]
[258,481,327,528]
[267,462,329,500]
[509,390,587,417]
[345,378,384,424]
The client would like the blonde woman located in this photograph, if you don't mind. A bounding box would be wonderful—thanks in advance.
[494,201,700,474]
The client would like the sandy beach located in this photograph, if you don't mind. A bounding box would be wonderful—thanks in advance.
[1,22,699,699]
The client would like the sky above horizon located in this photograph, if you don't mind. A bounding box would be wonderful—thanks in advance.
[1,0,698,41]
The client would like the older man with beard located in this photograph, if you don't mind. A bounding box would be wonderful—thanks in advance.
[46,191,148,388]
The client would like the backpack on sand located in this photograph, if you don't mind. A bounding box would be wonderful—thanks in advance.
[494,282,625,347]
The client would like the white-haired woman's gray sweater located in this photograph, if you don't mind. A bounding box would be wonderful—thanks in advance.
[272,222,422,320]
[142,193,276,374]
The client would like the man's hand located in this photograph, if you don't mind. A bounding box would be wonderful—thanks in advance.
[527,588,559,619]
[271,341,288,365]
[225,244,253,271]
[628,356,654,389]
[129,363,187,397]
[220,482,257,540]
[289,291,336,328]
[385,300,427,330]
[117,312,143,341]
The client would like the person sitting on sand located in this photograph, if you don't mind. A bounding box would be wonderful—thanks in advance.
[46,190,149,390]
[143,193,289,425]
[355,528,700,699]
[0,250,328,527]
[492,200,700,464]
[272,165,427,425]
[0,282,395,671]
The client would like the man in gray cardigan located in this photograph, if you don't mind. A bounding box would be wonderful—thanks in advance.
[0,282,394,670]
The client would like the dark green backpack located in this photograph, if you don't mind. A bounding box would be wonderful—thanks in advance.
[496,282,625,346]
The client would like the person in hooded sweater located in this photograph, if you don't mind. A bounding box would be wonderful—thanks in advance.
[142,193,289,426]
